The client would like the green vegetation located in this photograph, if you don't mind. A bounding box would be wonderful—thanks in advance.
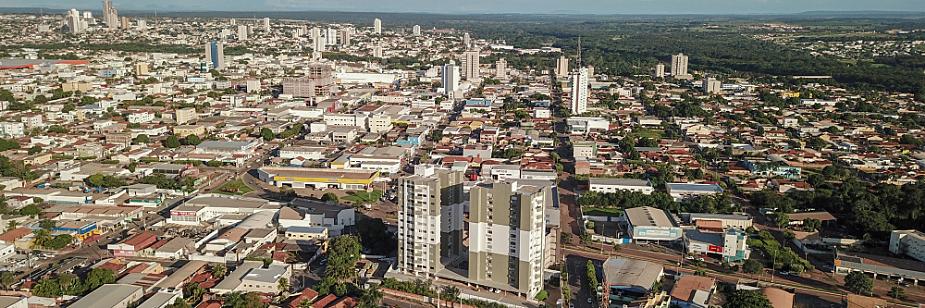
[723,289,772,308]
[845,271,873,295]
[84,173,126,188]
[747,230,811,273]
[342,190,383,206]
[356,217,396,255]
[316,235,362,296]
[217,179,253,195]
[140,174,197,192]
[222,292,267,308]
[577,190,735,214]
[31,268,115,297]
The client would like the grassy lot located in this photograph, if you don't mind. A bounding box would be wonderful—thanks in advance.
[216,179,254,195]
[632,128,664,140]
[583,207,623,217]
[342,190,384,205]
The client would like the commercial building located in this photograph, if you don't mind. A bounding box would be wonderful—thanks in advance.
[282,198,357,236]
[108,231,158,257]
[397,166,466,277]
[167,194,280,226]
[890,230,925,263]
[570,67,589,115]
[684,228,751,262]
[602,257,665,307]
[468,179,547,298]
[625,206,682,241]
[69,284,144,308]
[589,178,654,195]
[257,167,380,191]
[282,64,336,98]
[442,62,460,99]
[205,41,225,70]
[681,213,752,230]
[666,183,724,202]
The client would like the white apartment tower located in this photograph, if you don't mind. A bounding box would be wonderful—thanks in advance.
[397,166,466,277]
[262,17,270,31]
[442,62,460,99]
[671,53,690,78]
[412,25,421,36]
[468,180,547,298]
[461,50,480,80]
[326,28,338,46]
[373,18,382,34]
[655,63,666,78]
[495,58,508,79]
[703,77,722,94]
[237,24,248,41]
[102,0,119,29]
[311,28,325,52]
[555,55,569,77]
[66,9,85,34]
[463,32,471,48]
[570,67,589,115]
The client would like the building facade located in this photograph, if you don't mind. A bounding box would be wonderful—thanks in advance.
[397,166,466,277]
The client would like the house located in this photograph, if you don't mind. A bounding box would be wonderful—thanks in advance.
[670,275,715,308]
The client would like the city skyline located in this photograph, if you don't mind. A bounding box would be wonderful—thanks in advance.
[1,0,925,15]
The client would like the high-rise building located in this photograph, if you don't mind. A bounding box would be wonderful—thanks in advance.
[412,25,421,36]
[555,55,569,77]
[463,32,471,48]
[461,50,480,80]
[281,63,336,98]
[442,62,460,99]
[325,28,338,46]
[136,20,147,29]
[102,0,118,29]
[655,63,665,78]
[468,180,547,298]
[570,67,589,115]
[703,77,722,94]
[262,17,270,31]
[373,18,382,35]
[671,53,689,78]
[65,9,85,34]
[396,166,466,277]
[310,28,324,52]
[372,45,384,58]
[340,28,353,46]
[120,16,129,29]
[204,41,225,70]
[230,18,236,26]
[495,58,508,79]
[237,24,248,41]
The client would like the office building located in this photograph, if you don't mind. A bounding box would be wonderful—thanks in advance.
[495,58,507,79]
[468,180,547,298]
[703,77,722,94]
[461,50,480,80]
[671,53,690,78]
[412,25,421,36]
[373,18,382,34]
[570,67,589,115]
[281,63,335,98]
[237,24,248,41]
[555,55,569,76]
[442,62,460,99]
[655,63,666,78]
[204,40,225,70]
[890,230,925,263]
[397,166,466,277]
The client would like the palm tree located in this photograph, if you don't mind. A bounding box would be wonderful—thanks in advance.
[358,285,382,308]
[277,277,289,295]
[211,264,226,279]
[5,220,17,232]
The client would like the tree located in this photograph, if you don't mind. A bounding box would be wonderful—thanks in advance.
[164,135,181,148]
[0,271,17,290]
[84,268,115,290]
[325,235,362,283]
[889,286,905,299]
[321,192,339,203]
[184,134,202,146]
[724,290,772,308]
[584,260,599,302]
[743,259,764,274]
[183,282,205,304]
[260,128,275,141]
[39,219,56,230]
[133,134,150,144]
[5,220,17,231]
[845,272,873,295]
[28,146,42,155]
[358,285,382,308]
[167,298,192,308]
[277,277,289,295]
[211,264,226,279]
[223,292,267,308]
[18,204,40,218]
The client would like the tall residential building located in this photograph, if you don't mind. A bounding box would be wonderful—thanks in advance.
[372,45,384,58]
[570,67,589,115]
[555,55,569,77]
[340,28,353,46]
[412,25,421,36]
[230,18,236,26]
[655,63,666,78]
[325,28,338,46]
[281,63,336,98]
[461,50,480,80]
[442,62,460,99]
[463,32,471,48]
[397,166,466,277]
[204,41,225,70]
[373,18,382,34]
[671,53,690,78]
[468,180,547,298]
[703,77,722,94]
[237,24,248,41]
[495,58,508,79]
[65,9,85,34]
[102,0,118,29]
[311,28,325,52]
[262,17,270,31]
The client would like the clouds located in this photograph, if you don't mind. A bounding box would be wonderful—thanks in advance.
[2,0,924,14]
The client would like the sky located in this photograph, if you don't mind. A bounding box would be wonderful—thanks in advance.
[1,0,924,15]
